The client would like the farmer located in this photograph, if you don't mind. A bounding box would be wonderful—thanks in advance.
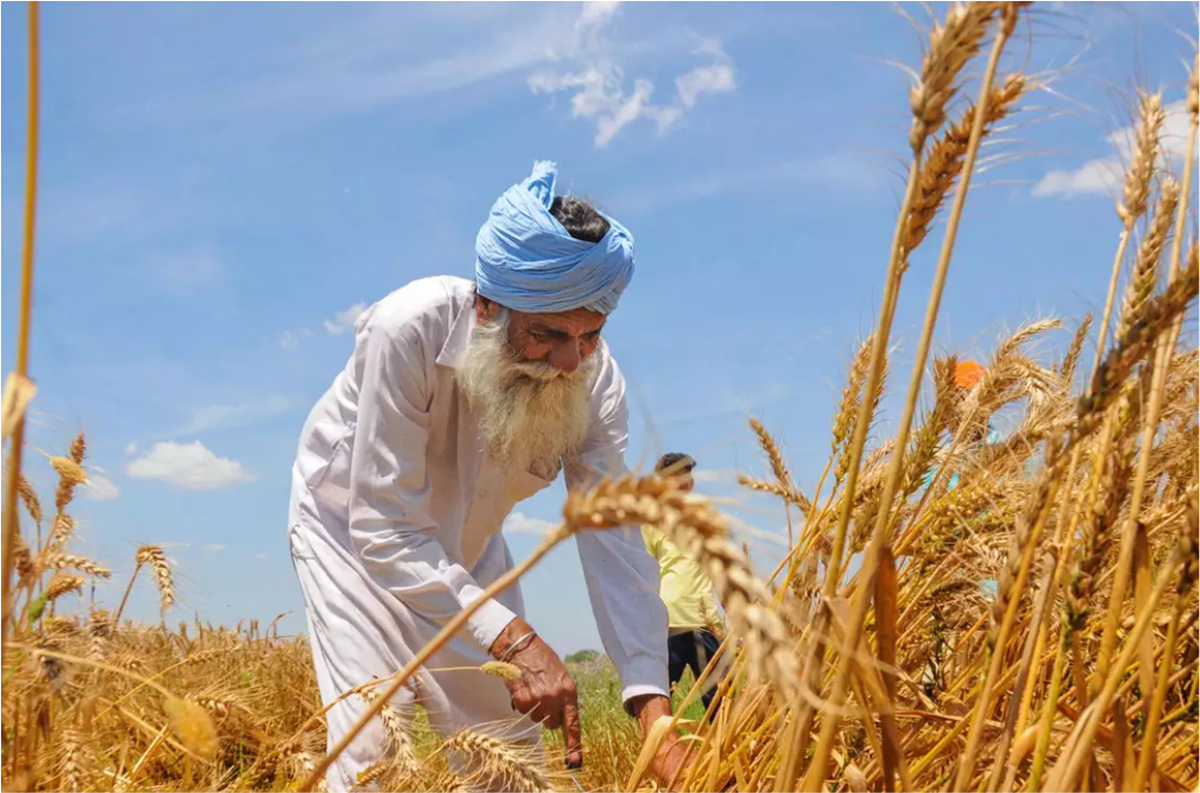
[642,453,727,717]
[287,161,688,792]
[921,359,1003,492]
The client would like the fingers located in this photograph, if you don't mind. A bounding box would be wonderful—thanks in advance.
[563,690,583,769]
[510,689,561,730]
[538,703,562,730]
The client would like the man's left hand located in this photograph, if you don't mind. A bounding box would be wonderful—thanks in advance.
[490,618,583,768]
[629,694,692,790]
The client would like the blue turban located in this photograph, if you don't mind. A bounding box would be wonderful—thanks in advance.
[475,160,635,315]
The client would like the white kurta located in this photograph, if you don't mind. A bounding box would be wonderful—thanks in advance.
[288,275,668,791]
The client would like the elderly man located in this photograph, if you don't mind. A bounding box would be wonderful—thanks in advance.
[288,161,686,792]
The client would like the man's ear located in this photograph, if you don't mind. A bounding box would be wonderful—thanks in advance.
[475,295,501,323]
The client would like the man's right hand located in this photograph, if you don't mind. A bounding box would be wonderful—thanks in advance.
[489,617,583,768]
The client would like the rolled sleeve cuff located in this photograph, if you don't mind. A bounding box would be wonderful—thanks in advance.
[465,597,518,652]
[618,656,670,715]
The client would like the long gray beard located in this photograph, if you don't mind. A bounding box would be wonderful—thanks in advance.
[457,316,595,478]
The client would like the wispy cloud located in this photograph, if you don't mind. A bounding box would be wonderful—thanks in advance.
[167,397,294,437]
[324,302,367,335]
[213,4,578,120]
[1033,100,1197,200]
[528,7,736,147]
[38,185,185,242]
[279,329,312,350]
[152,2,731,149]
[81,469,121,502]
[503,512,557,536]
[125,441,257,490]
[152,247,225,292]
[609,154,883,215]
[202,543,229,553]
[253,552,269,561]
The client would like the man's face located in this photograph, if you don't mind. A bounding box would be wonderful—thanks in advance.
[459,298,601,476]
[476,298,605,375]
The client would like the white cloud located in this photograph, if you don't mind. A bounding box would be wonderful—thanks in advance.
[503,512,557,536]
[1033,100,1198,199]
[81,470,120,502]
[676,63,736,109]
[578,0,619,28]
[168,397,293,437]
[206,4,578,122]
[202,543,229,553]
[324,302,367,335]
[253,552,269,561]
[610,154,881,215]
[125,441,257,491]
[159,4,727,148]
[1031,158,1122,199]
[528,4,736,147]
[125,441,138,456]
[279,329,313,350]
[152,247,225,291]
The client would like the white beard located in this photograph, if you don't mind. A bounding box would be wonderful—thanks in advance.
[457,315,595,479]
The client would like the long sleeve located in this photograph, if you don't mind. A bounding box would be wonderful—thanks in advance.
[565,350,669,708]
[641,525,666,562]
[347,309,516,652]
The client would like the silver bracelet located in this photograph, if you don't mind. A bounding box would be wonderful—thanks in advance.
[498,630,538,663]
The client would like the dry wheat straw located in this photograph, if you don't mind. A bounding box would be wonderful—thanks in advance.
[480,660,522,681]
[807,8,1022,790]
[442,728,550,793]
[1094,92,1165,376]
[46,573,84,603]
[3,12,1199,793]
[361,688,420,778]
[135,545,176,613]
[567,475,798,697]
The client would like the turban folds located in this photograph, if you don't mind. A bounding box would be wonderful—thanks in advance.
[475,161,635,315]
[955,360,986,389]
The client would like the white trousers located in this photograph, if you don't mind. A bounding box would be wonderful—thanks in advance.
[289,495,541,792]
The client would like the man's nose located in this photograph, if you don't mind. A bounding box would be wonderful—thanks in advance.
[548,340,582,373]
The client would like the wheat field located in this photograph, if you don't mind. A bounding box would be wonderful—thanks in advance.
[3,2,1199,792]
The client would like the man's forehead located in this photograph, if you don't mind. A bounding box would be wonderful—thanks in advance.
[517,307,606,334]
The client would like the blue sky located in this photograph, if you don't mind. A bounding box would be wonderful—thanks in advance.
[2,1,1197,655]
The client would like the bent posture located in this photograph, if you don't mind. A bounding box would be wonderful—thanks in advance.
[288,161,687,791]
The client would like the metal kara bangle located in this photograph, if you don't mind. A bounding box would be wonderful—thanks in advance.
[498,630,538,663]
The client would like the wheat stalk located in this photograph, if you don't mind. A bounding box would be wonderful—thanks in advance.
[135,545,175,613]
[565,475,799,698]
[361,688,420,778]
[46,572,84,603]
[1093,92,1166,376]
[805,8,1023,790]
[442,728,550,793]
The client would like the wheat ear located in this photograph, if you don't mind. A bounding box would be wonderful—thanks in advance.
[135,545,176,613]
[805,9,1022,791]
[442,728,550,793]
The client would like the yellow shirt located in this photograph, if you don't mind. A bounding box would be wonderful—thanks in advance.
[642,524,723,632]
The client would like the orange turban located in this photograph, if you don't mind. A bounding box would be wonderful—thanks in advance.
[955,360,986,389]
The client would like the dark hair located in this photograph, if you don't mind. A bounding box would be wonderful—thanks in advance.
[550,196,610,243]
[656,452,696,474]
